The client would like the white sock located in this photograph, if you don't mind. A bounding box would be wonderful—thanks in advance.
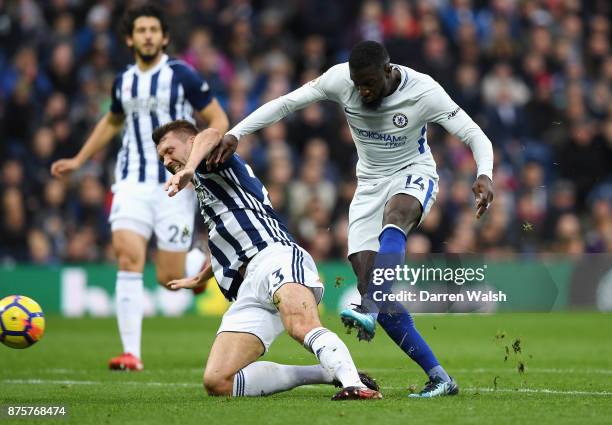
[115,271,143,359]
[303,327,364,388]
[185,247,207,277]
[232,361,333,397]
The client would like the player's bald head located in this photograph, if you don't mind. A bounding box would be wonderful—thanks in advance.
[349,41,389,72]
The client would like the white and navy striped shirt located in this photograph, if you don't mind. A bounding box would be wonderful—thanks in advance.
[111,54,212,184]
[193,154,297,301]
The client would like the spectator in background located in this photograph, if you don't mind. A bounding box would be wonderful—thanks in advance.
[382,0,421,68]
[454,63,483,118]
[0,187,29,263]
[586,197,612,253]
[26,127,56,190]
[47,42,78,97]
[543,180,577,243]
[0,0,610,264]
[558,120,609,209]
[289,159,337,225]
[27,229,55,264]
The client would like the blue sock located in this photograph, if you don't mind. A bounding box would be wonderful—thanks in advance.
[377,303,449,380]
[362,225,407,320]
[365,225,449,381]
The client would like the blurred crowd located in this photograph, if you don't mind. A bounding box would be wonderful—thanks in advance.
[1,0,611,265]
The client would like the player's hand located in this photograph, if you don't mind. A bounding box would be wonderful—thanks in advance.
[472,175,494,219]
[206,134,237,170]
[164,167,194,197]
[167,274,207,291]
[50,157,82,178]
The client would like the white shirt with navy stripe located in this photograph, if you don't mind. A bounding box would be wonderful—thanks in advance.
[192,154,296,301]
[110,54,213,185]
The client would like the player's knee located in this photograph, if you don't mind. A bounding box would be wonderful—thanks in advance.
[116,251,143,272]
[203,371,233,396]
[156,269,182,286]
[384,202,422,231]
[286,325,307,343]
[286,317,321,344]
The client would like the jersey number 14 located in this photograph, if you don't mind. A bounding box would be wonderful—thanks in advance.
[405,175,425,191]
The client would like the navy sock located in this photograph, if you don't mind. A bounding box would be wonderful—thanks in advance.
[365,225,447,379]
[377,302,444,377]
[362,225,407,316]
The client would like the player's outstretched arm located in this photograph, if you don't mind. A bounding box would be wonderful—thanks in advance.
[164,128,221,197]
[50,112,124,178]
[167,263,213,290]
[224,75,331,147]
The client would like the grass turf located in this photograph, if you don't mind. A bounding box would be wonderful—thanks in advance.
[1,312,611,425]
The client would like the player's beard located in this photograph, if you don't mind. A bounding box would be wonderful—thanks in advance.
[135,46,162,63]
[166,162,183,174]
[361,88,385,110]
[362,95,384,110]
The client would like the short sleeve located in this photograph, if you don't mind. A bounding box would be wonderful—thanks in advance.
[172,62,213,110]
[110,74,124,115]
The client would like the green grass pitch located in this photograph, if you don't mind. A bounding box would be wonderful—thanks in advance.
[1,312,611,425]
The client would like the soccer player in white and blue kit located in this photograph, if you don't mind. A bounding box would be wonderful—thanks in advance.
[153,120,382,400]
[220,41,495,397]
[51,5,231,371]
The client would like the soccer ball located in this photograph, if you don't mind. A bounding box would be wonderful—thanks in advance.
[0,295,45,349]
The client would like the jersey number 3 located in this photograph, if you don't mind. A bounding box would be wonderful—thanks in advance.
[271,268,284,287]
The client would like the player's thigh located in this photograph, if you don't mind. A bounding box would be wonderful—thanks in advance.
[109,183,154,272]
[247,244,324,343]
[155,250,187,285]
[383,193,423,232]
[204,332,264,393]
[111,229,147,272]
[384,169,438,232]
[153,185,196,255]
[216,273,285,354]
[274,283,322,343]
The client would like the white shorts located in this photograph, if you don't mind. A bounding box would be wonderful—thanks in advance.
[348,163,439,256]
[109,182,197,252]
[217,243,324,352]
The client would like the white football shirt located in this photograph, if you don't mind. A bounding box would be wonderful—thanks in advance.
[228,63,493,181]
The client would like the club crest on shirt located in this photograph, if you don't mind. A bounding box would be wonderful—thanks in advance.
[194,175,218,206]
[392,113,408,128]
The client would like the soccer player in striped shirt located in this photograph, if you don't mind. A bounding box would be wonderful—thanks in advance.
[50,5,232,371]
[153,120,381,400]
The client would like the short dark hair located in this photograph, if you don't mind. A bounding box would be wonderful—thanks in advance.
[349,40,389,70]
[121,3,168,37]
[152,120,198,145]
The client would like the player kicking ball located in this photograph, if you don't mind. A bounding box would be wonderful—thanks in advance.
[219,41,495,398]
[152,120,381,400]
